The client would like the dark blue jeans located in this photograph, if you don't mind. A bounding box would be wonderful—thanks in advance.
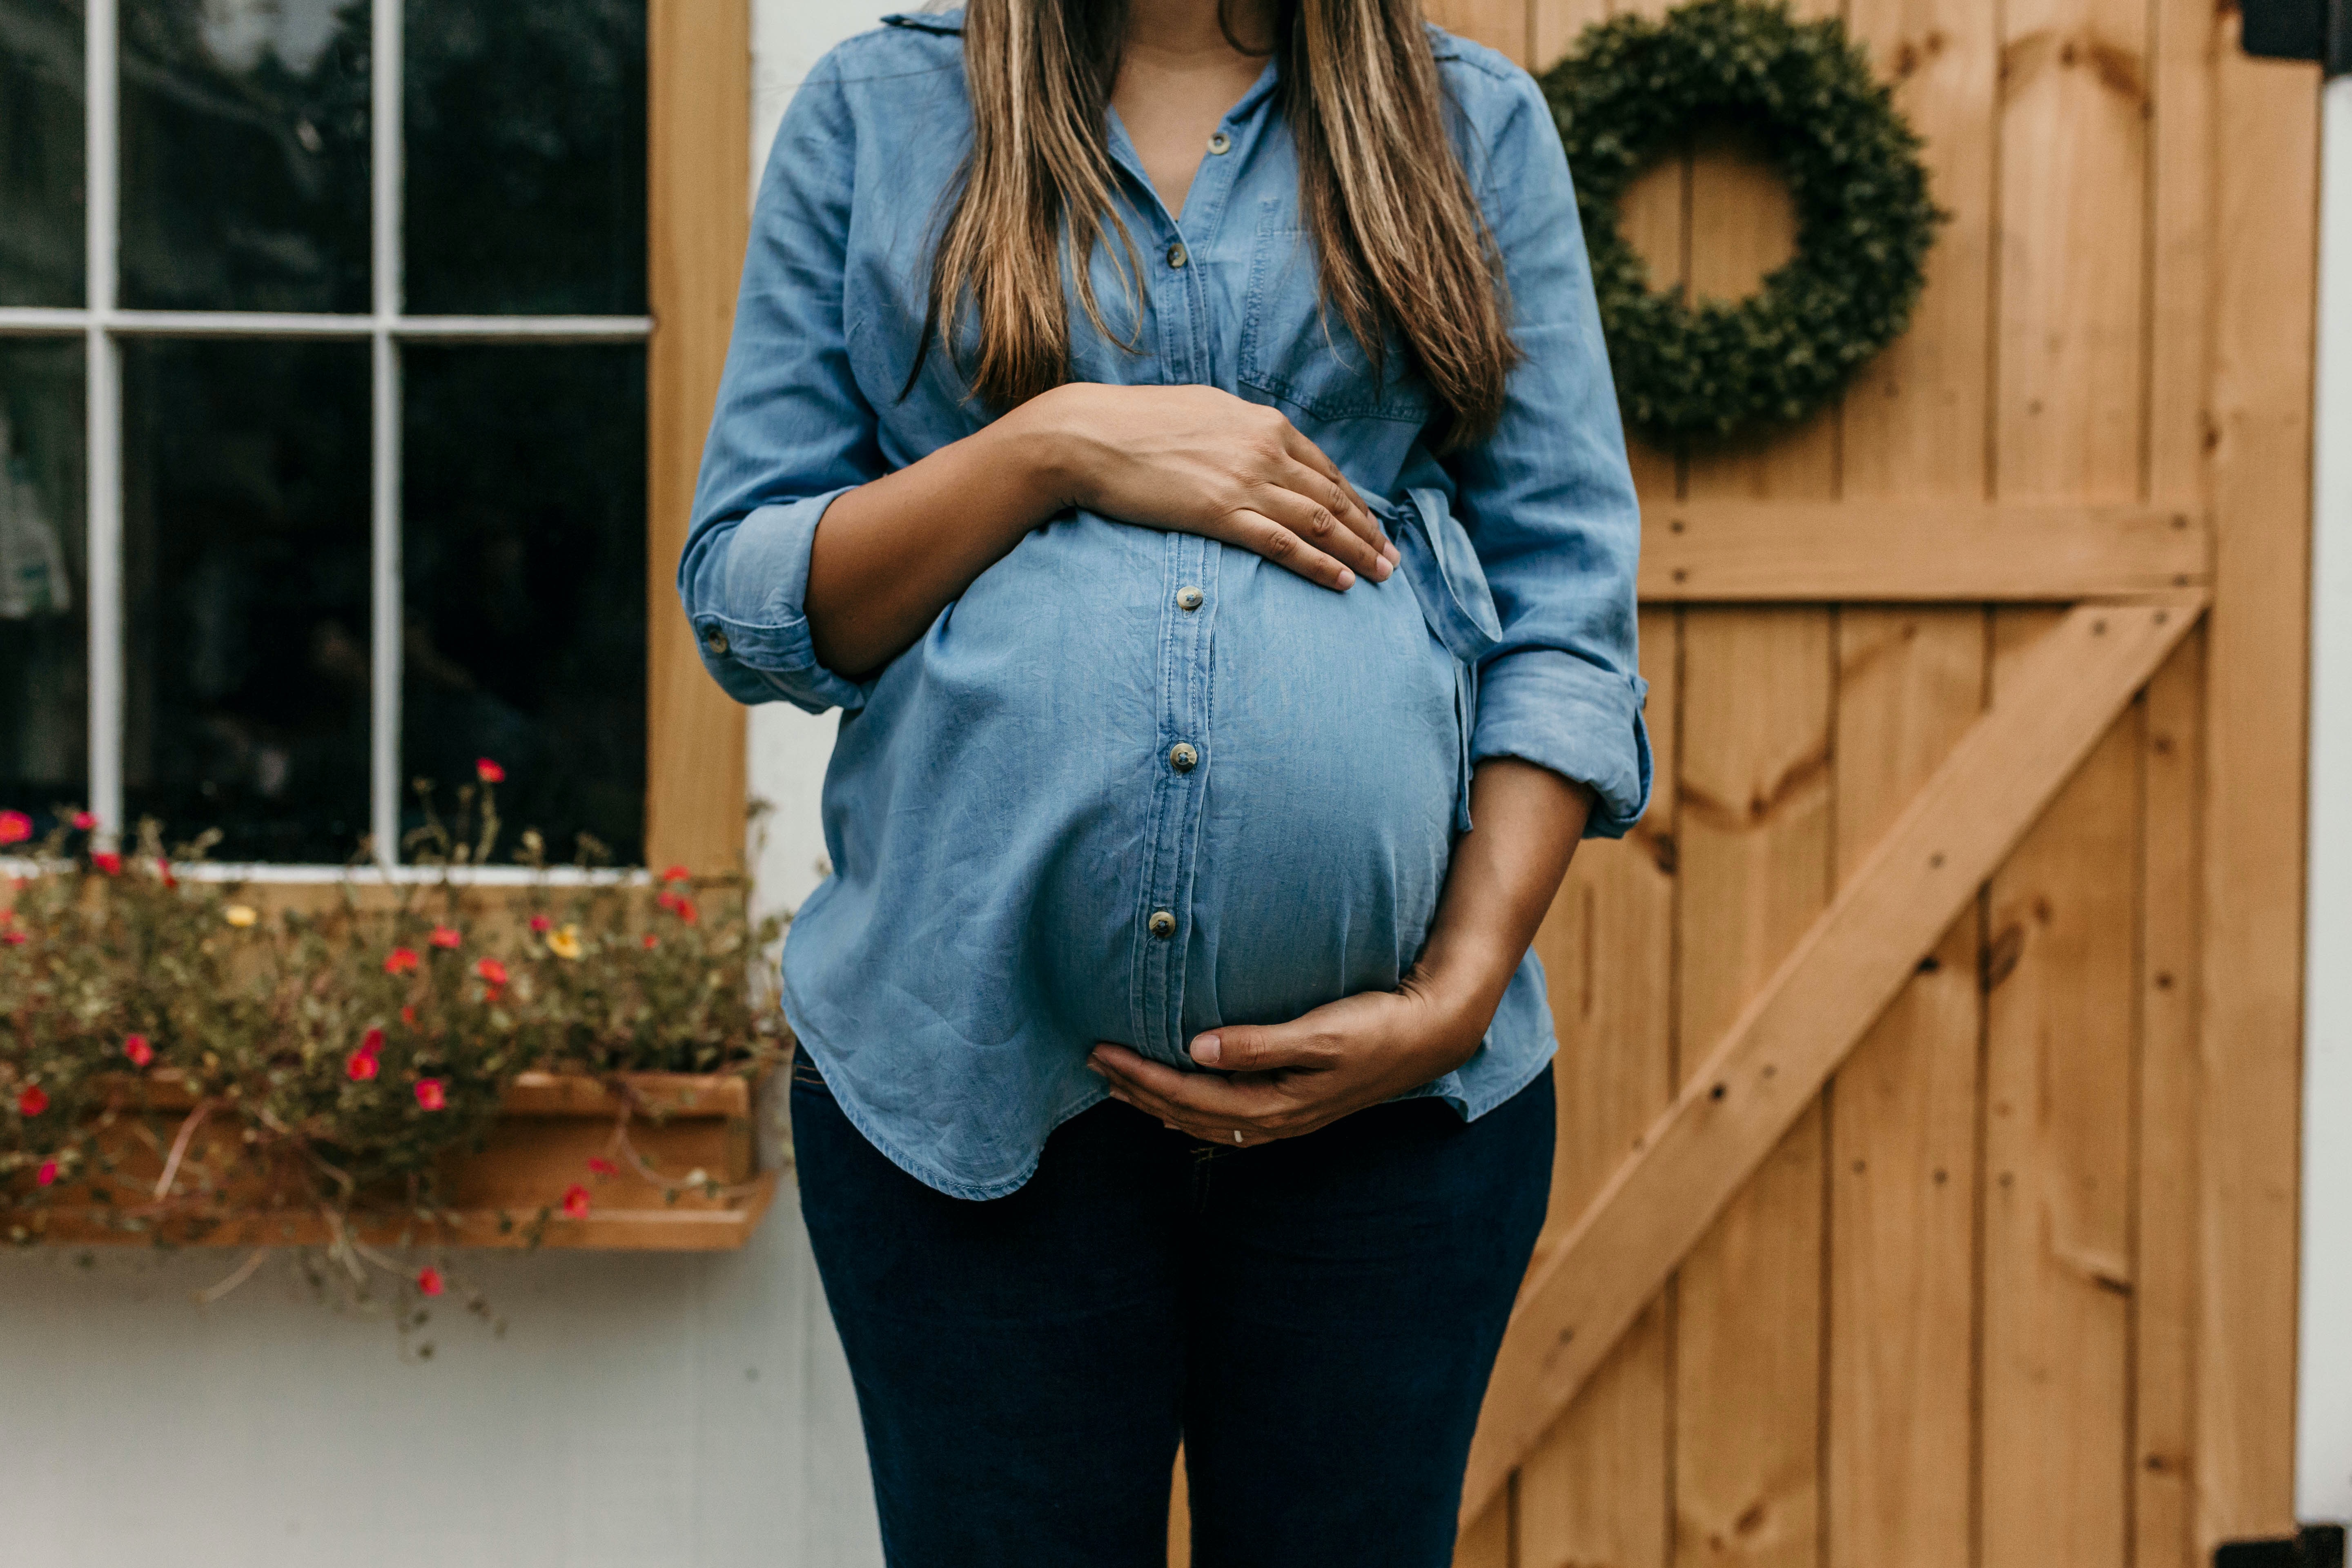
[791,1055,1555,1568]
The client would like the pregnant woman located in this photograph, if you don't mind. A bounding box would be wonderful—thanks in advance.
[680,0,1646,1561]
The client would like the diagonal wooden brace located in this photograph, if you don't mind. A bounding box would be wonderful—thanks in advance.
[1459,594,2207,1527]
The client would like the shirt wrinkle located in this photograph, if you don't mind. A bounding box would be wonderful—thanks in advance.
[682,13,1648,1199]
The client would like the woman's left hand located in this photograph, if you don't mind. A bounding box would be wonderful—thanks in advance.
[1087,977,1486,1146]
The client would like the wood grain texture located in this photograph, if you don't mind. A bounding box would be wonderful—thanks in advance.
[2195,19,2318,1555]
[1825,609,1983,1568]
[1423,0,1530,63]
[1674,56,1840,1562]
[1671,607,1831,1568]
[1514,605,1679,1568]
[2135,630,2204,1568]
[1461,597,2203,1524]
[1980,611,2138,1568]
[1637,502,2207,601]
[646,0,752,875]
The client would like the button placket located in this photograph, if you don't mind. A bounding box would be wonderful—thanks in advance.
[1131,531,1217,1065]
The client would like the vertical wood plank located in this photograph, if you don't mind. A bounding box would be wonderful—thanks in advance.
[2135,630,2204,1568]
[1673,607,1834,1568]
[1824,610,1983,1568]
[1423,0,1532,65]
[1824,0,1998,1561]
[1980,612,2138,1568]
[1840,0,1998,503]
[1979,0,2152,1554]
[1993,0,2149,505]
[1515,604,1680,1568]
[1672,5,1839,1550]
[646,0,752,873]
[2196,18,2317,1555]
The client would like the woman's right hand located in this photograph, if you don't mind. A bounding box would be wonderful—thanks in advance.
[1013,382,1399,590]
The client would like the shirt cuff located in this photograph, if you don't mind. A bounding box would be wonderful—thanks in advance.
[1472,648,1653,839]
[688,487,867,715]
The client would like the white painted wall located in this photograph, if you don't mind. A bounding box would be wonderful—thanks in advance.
[2301,69,2352,1528]
[0,6,901,1563]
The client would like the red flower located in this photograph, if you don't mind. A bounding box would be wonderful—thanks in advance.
[474,957,509,987]
[156,858,178,888]
[384,947,420,975]
[89,851,121,875]
[359,1027,384,1058]
[346,1051,379,1082]
[475,758,505,783]
[71,811,96,831]
[0,810,30,846]
[673,898,699,926]
[586,1156,619,1176]
[2,931,24,948]
[660,865,692,884]
[641,933,659,951]
[123,1033,154,1068]
[35,1159,58,1187]
[416,1266,445,1297]
[399,1005,417,1027]
[561,1184,592,1218]
[414,1079,446,1111]
[18,1085,47,1116]
[529,914,552,933]
[428,926,461,950]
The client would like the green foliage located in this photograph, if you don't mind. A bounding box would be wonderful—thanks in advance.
[1543,0,1944,443]
[0,789,786,1259]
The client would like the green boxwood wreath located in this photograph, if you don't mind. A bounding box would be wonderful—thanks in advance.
[1540,0,1944,445]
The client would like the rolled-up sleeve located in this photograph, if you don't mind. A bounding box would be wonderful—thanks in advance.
[1448,65,1651,839]
[676,49,874,716]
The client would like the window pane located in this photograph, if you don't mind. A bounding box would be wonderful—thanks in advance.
[0,0,87,308]
[404,0,646,315]
[119,0,370,313]
[0,338,87,830]
[402,345,645,864]
[122,339,370,862]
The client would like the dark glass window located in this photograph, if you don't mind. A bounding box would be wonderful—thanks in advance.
[404,0,646,315]
[0,0,86,308]
[118,0,371,312]
[121,339,371,861]
[401,345,645,864]
[0,338,87,830]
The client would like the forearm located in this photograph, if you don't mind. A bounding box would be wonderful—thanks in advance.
[804,399,1070,679]
[1410,758,1592,1059]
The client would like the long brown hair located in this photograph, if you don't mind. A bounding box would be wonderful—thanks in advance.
[913,0,1516,450]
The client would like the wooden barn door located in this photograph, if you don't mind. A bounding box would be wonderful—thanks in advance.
[1408,4,2318,1568]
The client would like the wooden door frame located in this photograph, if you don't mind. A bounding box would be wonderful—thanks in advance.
[645,0,753,876]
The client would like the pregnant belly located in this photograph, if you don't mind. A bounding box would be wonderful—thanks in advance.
[1176,547,1463,1037]
[822,511,1467,1059]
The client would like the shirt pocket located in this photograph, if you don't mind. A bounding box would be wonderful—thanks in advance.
[1238,224,1434,425]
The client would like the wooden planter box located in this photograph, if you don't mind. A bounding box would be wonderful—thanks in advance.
[12,1070,781,1252]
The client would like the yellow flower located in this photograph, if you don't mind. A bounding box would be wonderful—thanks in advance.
[223,904,258,928]
[546,924,584,960]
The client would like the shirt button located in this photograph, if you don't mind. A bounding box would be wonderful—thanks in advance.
[701,627,730,657]
[1176,585,1204,611]
[1168,742,1198,773]
[1148,910,1176,939]
[1207,131,1231,155]
[1166,241,1187,269]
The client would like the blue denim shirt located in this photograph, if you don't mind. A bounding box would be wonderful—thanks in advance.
[680,10,1648,1199]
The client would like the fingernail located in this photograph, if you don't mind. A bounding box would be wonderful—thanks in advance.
[1191,1034,1221,1066]
[1383,539,1401,564]
[1372,556,1392,581]
[1335,568,1355,590]
[1085,1059,1105,1076]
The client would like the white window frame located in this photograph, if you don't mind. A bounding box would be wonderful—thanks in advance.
[0,0,653,881]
